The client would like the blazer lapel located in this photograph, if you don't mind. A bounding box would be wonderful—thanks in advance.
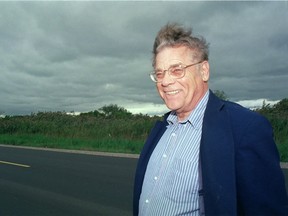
[138,118,168,171]
[200,92,237,215]
[133,115,168,215]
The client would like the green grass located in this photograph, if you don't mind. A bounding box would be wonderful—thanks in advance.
[0,133,287,162]
[0,134,144,154]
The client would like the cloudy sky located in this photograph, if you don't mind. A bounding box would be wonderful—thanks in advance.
[1,1,287,116]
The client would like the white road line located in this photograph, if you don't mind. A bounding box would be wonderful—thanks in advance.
[0,160,30,168]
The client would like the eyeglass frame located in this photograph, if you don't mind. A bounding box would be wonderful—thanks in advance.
[149,61,203,83]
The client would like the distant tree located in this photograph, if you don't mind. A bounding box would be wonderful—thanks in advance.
[256,100,273,116]
[99,104,132,119]
[256,98,288,118]
[92,110,104,117]
[273,98,288,115]
[213,90,229,100]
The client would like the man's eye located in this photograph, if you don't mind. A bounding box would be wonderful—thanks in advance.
[171,68,183,75]
[156,72,164,78]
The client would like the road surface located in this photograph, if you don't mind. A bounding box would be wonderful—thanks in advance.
[0,145,138,216]
[0,145,287,216]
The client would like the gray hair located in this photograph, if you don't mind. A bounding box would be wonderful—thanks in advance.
[152,23,209,67]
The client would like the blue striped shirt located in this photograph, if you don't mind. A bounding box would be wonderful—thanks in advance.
[139,90,209,215]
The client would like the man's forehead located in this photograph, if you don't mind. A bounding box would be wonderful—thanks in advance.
[155,59,183,69]
[155,46,195,68]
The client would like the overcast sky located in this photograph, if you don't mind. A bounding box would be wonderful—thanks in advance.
[1,1,287,116]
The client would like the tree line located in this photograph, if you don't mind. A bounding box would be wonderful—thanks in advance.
[0,98,287,160]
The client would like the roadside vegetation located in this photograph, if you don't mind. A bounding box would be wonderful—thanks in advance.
[0,104,161,154]
[255,98,288,162]
[0,98,287,161]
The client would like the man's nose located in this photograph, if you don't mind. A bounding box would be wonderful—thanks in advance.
[161,70,175,86]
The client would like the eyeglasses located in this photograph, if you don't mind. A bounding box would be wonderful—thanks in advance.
[150,61,203,83]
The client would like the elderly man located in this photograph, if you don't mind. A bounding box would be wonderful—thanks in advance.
[133,23,288,216]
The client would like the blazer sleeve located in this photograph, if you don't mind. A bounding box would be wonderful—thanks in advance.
[234,112,288,215]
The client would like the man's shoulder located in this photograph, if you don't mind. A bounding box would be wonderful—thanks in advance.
[223,100,258,115]
[223,100,250,113]
[207,91,267,123]
[221,100,270,126]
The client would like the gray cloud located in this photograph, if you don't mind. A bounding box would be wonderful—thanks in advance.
[0,1,287,115]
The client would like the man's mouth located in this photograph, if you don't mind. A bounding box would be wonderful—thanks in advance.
[165,90,179,95]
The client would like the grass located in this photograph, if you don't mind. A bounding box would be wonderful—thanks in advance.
[0,133,287,162]
[0,134,144,154]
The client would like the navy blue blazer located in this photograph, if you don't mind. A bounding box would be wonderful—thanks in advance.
[133,90,288,215]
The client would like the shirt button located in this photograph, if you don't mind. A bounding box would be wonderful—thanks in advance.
[172,133,176,137]
[154,176,158,181]
[163,154,167,158]
[145,199,149,203]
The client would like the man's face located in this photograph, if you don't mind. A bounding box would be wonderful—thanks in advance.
[155,46,210,120]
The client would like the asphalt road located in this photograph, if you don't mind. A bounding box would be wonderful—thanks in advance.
[0,145,287,216]
[0,145,138,216]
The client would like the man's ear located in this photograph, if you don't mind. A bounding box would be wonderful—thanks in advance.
[201,61,210,82]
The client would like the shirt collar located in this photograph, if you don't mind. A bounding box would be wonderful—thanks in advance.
[167,90,209,129]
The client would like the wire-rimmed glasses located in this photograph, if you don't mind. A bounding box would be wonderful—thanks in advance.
[150,61,203,83]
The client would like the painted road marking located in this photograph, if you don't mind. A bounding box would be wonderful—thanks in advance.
[0,160,30,168]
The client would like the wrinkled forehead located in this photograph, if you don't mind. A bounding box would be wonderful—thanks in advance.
[154,59,184,70]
